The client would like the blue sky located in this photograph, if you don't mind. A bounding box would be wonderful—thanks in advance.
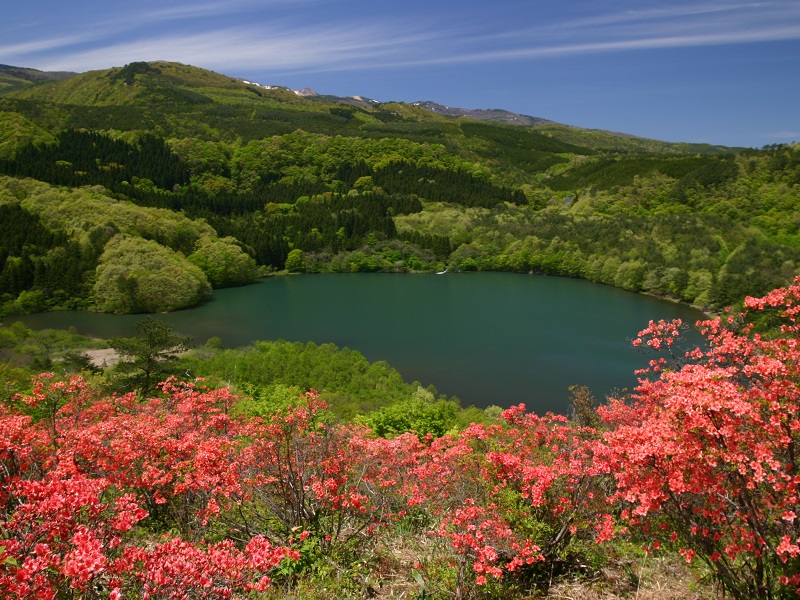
[3,0,799,148]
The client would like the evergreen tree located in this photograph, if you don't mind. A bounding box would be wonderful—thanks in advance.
[109,317,190,396]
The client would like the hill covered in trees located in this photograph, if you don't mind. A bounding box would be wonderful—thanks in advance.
[0,60,798,315]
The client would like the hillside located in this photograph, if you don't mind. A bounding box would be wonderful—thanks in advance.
[1,61,726,156]
[0,60,798,316]
[0,64,77,94]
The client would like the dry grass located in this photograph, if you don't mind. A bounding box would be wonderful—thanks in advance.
[263,553,718,600]
[366,544,720,600]
[261,522,720,599]
[543,554,717,600]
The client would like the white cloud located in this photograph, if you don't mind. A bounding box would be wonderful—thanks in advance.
[767,131,800,139]
[432,1,800,66]
[142,0,319,24]
[5,0,800,75]
[0,33,101,58]
[439,25,800,66]
[31,22,441,74]
[561,2,776,29]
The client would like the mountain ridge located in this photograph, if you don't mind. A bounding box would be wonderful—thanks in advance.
[411,100,557,127]
[0,61,734,150]
[0,64,78,83]
[0,64,78,94]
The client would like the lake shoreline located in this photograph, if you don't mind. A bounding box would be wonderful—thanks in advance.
[6,272,707,412]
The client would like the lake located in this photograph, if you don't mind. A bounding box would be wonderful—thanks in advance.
[10,273,707,413]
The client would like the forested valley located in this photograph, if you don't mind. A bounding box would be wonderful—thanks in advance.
[0,61,798,315]
[2,60,800,598]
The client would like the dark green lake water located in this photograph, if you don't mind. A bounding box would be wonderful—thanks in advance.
[11,273,706,413]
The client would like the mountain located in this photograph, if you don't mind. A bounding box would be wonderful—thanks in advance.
[0,64,78,83]
[412,100,556,127]
[230,78,382,108]
[3,61,281,106]
[411,100,675,143]
[1,61,733,154]
[0,64,78,94]
[306,93,382,109]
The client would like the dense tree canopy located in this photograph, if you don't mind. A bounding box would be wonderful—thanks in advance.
[0,61,798,317]
[187,235,257,287]
[93,235,211,313]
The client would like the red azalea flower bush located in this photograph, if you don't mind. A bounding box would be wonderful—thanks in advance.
[4,277,800,598]
[0,378,296,598]
[599,277,800,598]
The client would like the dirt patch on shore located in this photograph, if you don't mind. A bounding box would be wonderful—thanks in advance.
[83,348,121,368]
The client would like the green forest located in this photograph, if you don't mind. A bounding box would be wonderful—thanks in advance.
[0,60,798,315]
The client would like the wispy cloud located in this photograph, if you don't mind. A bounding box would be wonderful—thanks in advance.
[560,2,771,30]
[0,33,102,58]
[421,25,800,67]
[767,131,800,140]
[142,0,319,24]
[31,21,442,74]
[4,0,800,75]
[425,1,800,67]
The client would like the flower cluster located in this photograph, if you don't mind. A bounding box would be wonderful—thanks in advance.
[599,276,800,597]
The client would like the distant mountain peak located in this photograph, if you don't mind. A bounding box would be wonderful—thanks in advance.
[0,64,78,94]
[412,101,556,126]
[351,95,380,105]
[0,64,78,83]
